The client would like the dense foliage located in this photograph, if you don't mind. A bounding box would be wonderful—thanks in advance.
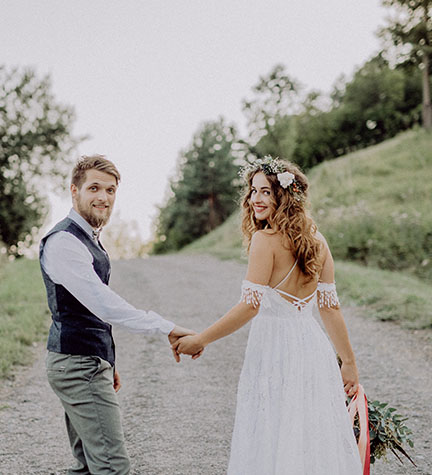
[251,57,424,171]
[379,0,432,130]
[0,66,81,255]
[153,119,241,253]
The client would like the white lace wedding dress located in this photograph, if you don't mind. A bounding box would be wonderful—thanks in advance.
[227,262,363,475]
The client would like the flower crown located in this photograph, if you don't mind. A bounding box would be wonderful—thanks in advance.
[239,155,304,201]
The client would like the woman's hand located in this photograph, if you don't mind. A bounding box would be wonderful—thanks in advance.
[168,325,198,362]
[341,361,359,397]
[173,334,205,359]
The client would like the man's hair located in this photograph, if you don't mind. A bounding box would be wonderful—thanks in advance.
[71,154,121,189]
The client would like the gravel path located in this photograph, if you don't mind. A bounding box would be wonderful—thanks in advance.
[0,254,431,474]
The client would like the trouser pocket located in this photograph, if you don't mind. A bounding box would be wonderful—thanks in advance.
[46,351,71,373]
[46,353,103,392]
[80,356,102,382]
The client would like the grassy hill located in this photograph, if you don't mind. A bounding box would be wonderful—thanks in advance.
[184,128,432,329]
[309,128,431,281]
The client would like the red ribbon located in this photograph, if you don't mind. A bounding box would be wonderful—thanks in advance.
[347,384,370,475]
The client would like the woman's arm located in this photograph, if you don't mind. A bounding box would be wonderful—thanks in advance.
[174,302,259,356]
[319,307,359,397]
[318,238,359,397]
[173,231,274,356]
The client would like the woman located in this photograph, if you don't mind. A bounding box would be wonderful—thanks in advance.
[173,156,363,474]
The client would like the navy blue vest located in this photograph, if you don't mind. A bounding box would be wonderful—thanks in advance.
[40,218,115,366]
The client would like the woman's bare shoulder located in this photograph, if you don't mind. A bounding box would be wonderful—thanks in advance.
[254,228,276,236]
[252,229,277,240]
[251,229,281,251]
[313,230,332,266]
[314,229,329,248]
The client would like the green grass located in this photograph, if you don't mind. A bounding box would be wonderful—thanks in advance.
[309,128,432,280]
[335,262,432,329]
[183,128,432,330]
[0,258,50,379]
[184,212,245,261]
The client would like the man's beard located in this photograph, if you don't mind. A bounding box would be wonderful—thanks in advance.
[76,197,112,229]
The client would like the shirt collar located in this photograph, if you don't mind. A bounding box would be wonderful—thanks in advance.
[68,208,96,239]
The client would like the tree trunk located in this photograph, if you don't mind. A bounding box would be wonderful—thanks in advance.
[422,52,432,131]
[208,194,217,231]
[422,4,432,131]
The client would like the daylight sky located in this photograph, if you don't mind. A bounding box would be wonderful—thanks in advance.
[1,0,388,240]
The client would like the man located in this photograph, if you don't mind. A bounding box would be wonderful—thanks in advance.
[40,154,193,474]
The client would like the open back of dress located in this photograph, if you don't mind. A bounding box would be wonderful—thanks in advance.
[273,260,317,311]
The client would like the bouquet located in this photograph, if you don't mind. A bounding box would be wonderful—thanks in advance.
[337,358,415,466]
[352,396,416,466]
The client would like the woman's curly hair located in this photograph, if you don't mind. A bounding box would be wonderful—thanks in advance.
[241,160,322,281]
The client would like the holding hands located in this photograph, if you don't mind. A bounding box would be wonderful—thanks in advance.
[172,334,205,359]
[168,326,204,362]
[168,301,258,363]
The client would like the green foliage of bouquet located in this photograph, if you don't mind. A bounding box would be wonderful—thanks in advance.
[367,400,415,465]
[350,398,415,466]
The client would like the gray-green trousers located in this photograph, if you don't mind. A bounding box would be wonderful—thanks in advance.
[46,351,130,475]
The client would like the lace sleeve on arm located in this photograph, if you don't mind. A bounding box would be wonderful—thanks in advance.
[239,281,270,309]
[317,282,340,309]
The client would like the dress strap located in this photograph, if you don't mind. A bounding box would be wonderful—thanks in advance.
[273,260,298,290]
[275,288,317,311]
[276,288,316,301]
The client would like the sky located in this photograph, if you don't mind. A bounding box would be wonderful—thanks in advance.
[1,0,388,241]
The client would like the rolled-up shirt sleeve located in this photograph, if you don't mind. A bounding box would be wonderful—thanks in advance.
[41,232,175,335]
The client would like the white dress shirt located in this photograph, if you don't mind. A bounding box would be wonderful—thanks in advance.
[40,208,175,335]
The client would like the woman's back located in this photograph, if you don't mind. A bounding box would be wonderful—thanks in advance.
[259,229,323,302]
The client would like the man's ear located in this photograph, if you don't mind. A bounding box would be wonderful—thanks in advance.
[71,183,78,199]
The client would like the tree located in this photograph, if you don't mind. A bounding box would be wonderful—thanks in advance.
[292,55,422,169]
[153,118,240,253]
[338,55,409,144]
[242,64,301,160]
[380,0,432,129]
[293,106,341,169]
[0,66,82,255]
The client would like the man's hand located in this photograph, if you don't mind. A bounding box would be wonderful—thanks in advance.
[168,325,199,362]
[113,369,121,392]
[172,334,205,359]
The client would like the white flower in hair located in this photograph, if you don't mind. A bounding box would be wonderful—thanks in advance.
[277,171,295,188]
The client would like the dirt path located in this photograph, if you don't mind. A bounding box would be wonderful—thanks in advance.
[0,255,431,474]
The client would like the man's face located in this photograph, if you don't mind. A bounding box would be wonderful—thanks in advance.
[71,169,117,228]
